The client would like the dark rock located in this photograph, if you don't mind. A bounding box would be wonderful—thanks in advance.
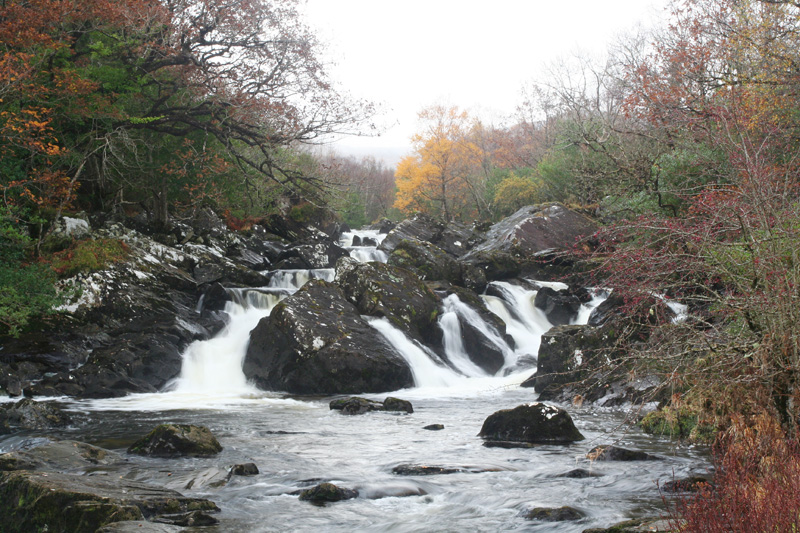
[0,440,123,473]
[200,282,230,312]
[438,223,483,257]
[361,236,378,247]
[243,280,413,394]
[526,506,584,521]
[0,470,218,533]
[277,240,349,269]
[392,464,462,476]
[351,235,362,246]
[478,403,584,446]
[423,424,445,431]
[230,463,260,477]
[586,445,660,462]
[388,239,461,284]
[330,397,385,415]
[588,292,676,329]
[534,287,581,326]
[378,213,444,254]
[192,262,224,284]
[533,325,604,393]
[372,218,396,234]
[583,517,675,532]
[555,468,602,479]
[335,258,441,343]
[152,510,219,526]
[127,424,222,458]
[96,521,183,532]
[0,399,71,434]
[383,397,413,414]
[298,482,358,503]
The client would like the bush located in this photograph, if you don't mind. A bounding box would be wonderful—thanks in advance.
[49,238,129,278]
[670,414,800,532]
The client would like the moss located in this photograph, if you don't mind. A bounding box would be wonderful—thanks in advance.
[49,238,130,278]
[641,406,717,444]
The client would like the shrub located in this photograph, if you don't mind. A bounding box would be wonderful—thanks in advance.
[49,238,130,278]
[669,414,800,532]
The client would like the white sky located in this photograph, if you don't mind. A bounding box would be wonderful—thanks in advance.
[302,0,669,167]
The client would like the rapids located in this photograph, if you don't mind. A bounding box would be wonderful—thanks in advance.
[0,230,707,532]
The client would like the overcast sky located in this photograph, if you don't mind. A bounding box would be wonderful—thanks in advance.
[302,0,669,167]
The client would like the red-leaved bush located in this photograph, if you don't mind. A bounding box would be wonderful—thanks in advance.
[670,414,800,532]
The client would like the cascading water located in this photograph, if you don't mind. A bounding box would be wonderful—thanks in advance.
[339,229,388,263]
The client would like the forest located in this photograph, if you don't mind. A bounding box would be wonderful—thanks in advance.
[3,0,800,529]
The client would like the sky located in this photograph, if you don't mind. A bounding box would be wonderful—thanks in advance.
[302,0,669,167]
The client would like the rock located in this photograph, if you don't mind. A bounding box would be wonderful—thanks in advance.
[56,216,92,238]
[383,397,413,414]
[275,240,349,269]
[588,292,676,329]
[555,468,602,479]
[96,521,183,532]
[298,482,358,503]
[371,218,396,234]
[423,424,445,431]
[387,238,461,284]
[478,403,585,446]
[351,235,362,246]
[152,510,219,526]
[392,464,462,476]
[534,286,582,326]
[199,282,230,312]
[230,463,260,477]
[243,280,413,394]
[660,475,711,493]
[0,399,71,434]
[526,506,584,521]
[378,213,444,255]
[533,325,604,393]
[586,445,660,462]
[330,397,385,415]
[0,440,125,472]
[127,424,222,458]
[362,236,378,247]
[335,258,441,343]
[0,470,218,533]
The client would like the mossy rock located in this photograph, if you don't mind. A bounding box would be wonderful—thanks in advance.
[127,424,222,457]
[641,407,717,444]
[478,403,584,445]
[298,482,358,503]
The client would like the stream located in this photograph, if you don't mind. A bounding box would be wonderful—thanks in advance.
[0,229,708,532]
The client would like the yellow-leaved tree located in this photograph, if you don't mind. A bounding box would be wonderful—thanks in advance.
[394,106,484,222]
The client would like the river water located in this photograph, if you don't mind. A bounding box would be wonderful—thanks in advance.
[0,230,708,532]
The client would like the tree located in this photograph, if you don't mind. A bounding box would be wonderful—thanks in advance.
[394,105,483,222]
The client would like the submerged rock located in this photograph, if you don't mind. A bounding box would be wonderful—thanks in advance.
[0,470,219,532]
[423,424,445,431]
[229,463,260,477]
[127,424,222,458]
[244,281,413,394]
[525,506,584,522]
[478,403,585,446]
[0,399,71,434]
[298,482,358,503]
[586,445,660,462]
[392,464,462,476]
[329,396,414,415]
[383,397,414,414]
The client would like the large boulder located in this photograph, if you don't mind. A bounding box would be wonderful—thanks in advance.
[243,280,413,394]
[127,424,222,458]
[335,258,441,344]
[378,213,444,255]
[388,239,462,284]
[534,287,581,326]
[529,325,605,393]
[461,203,597,282]
[478,403,584,446]
[273,240,349,269]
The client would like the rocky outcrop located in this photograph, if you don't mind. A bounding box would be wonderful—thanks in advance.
[273,240,348,269]
[335,258,441,343]
[387,239,462,284]
[329,396,414,415]
[529,325,605,394]
[127,424,223,458]
[0,399,71,434]
[534,287,581,326]
[525,506,584,522]
[243,280,413,394]
[377,213,445,255]
[478,403,584,446]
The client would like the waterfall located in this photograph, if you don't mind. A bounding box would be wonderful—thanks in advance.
[439,294,515,375]
[367,317,462,388]
[340,229,388,263]
[481,281,554,361]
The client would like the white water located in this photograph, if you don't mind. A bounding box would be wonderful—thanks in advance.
[481,281,553,361]
[340,229,388,263]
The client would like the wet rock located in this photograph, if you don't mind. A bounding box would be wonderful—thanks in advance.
[478,403,585,446]
[330,397,385,415]
[0,440,124,472]
[351,235,362,246]
[335,258,441,343]
[587,292,676,329]
[371,218,396,234]
[525,506,584,521]
[127,424,222,458]
[298,482,358,503]
[586,445,660,462]
[362,236,378,247]
[244,280,413,394]
[660,475,711,493]
[388,238,461,284]
[378,213,444,255]
[383,397,414,414]
[152,510,219,526]
[0,399,71,434]
[392,464,462,476]
[534,286,582,326]
[555,468,602,479]
[96,521,183,532]
[423,424,445,431]
[276,240,349,269]
[532,325,604,394]
[0,470,219,532]
[199,282,231,312]
[230,463,260,477]
[165,467,229,490]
